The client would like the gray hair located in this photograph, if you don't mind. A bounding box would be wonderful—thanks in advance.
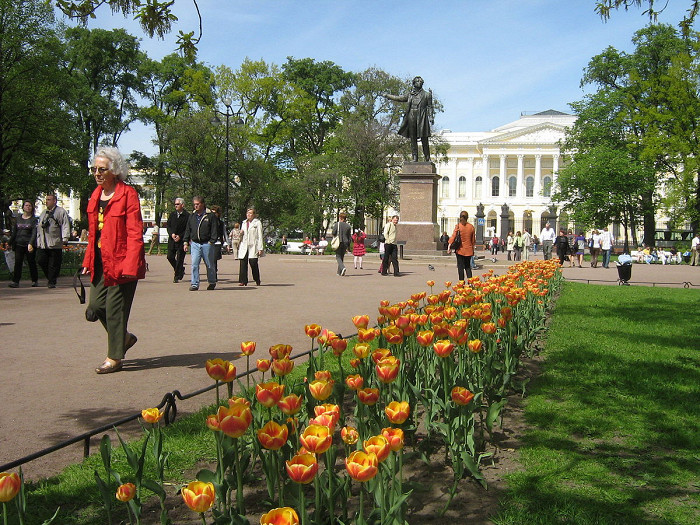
[174,197,184,205]
[92,146,129,181]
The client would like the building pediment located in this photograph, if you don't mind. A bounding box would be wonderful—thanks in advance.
[479,123,568,146]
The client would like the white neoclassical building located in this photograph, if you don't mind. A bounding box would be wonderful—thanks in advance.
[435,110,576,239]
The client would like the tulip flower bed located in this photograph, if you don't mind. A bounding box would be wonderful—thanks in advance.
[1,260,561,525]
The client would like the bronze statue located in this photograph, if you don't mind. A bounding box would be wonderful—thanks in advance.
[383,76,434,162]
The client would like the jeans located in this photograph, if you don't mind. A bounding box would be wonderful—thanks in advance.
[602,249,612,268]
[190,242,216,287]
[336,243,347,275]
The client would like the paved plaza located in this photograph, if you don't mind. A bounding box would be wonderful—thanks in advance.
[1,251,698,480]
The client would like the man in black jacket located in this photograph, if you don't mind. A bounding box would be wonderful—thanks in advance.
[166,197,189,283]
[183,196,218,291]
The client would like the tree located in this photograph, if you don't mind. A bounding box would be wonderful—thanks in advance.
[595,1,700,33]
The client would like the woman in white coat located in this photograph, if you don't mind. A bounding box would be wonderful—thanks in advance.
[238,207,264,286]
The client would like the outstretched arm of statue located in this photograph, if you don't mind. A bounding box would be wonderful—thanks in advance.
[382,92,408,103]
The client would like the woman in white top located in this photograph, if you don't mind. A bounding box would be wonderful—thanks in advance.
[238,208,264,286]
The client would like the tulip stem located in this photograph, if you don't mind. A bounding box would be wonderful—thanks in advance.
[215,380,220,407]
[358,485,364,524]
[298,483,307,525]
[246,355,250,389]
[3,502,8,525]
[199,512,207,525]
[233,438,245,515]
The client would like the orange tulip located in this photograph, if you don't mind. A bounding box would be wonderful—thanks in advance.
[300,424,333,454]
[314,403,341,428]
[181,481,215,513]
[415,330,435,347]
[352,315,370,329]
[385,400,410,424]
[426,280,435,287]
[271,357,295,377]
[205,358,236,382]
[349,358,361,368]
[228,396,250,407]
[304,323,322,338]
[467,339,483,354]
[260,506,300,525]
[116,482,136,502]
[345,450,378,482]
[240,341,256,356]
[363,435,391,463]
[317,328,338,346]
[382,324,404,345]
[446,323,466,343]
[269,344,293,360]
[497,316,508,329]
[381,427,405,452]
[500,306,513,320]
[451,386,475,406]
[257,359,271,372]
[309,413,336,430]
[285,454,318,484]
[432,321,450,338]
[371,347,392,364]
[411,291,426,302]
[257,420,289,450]
[141,407,163,424]
[314,370,333,381]
[341,426,360,445]
[444,280,452,288]
[356,328,377,343]
[375,356,400,384]
[277,394,303,415]
[345,374,364,390]
[433,339,455,358]
[384,305,402,320]
[308,379,334,401]
[211,403,253,438]
[256,382,286,408]
[0,473,20,503]
[357,387,380,405]
[330,337,348,356]
[481,322,497,334]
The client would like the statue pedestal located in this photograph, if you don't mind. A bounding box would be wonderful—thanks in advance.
[397,162,442,254]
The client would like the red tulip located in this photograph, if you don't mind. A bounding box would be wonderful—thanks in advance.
[381,427,405,452]
[285,454,318,484]
[257,359,271,372]
[357,387,380,405]
[382,325,404,345]
[304,324,322,338]
[256,381,285,408]
[385,400,410,424]
[261,507,300,525]
[317,328,338,347]
[269,344,293,360]
[416,330,435,347]
[240,340,256,356]
[210,403,253,438]
[451,386,475,406]
[205,358,236,382]
[314,370,333,381]
[371,348,392,364]
[467,339,483,354]
[330,337,348,356]
[257,420,289,450]
[181,481,215,513]
[345,450,378,482]
[314,403,340,428]
[375,356,400,384]
[352,315,370,329]
[116,482,136,502]
[481,322,497,334]
[309,379,334,401]
[356,328,377,343]
[363,435,391,463]
[277,394,303,415]
[345,374,364,390]
[433,339,455,358]
[271,357,295,377]
[300,424,333,454]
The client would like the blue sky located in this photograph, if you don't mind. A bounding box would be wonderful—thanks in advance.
[61,0,696,155]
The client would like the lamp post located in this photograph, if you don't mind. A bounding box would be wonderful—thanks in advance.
[211,98,243,230]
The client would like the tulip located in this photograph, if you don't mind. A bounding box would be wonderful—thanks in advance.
[228,396,251,407]
[277,394,303,415]
[269,344,293,360]
[451,386,475,406]
[300,424,333,454]
[257,420,289,450]
[141,407,163,424]
[260,506,300,525]
[256,381,285,408]
[116,482,136,502]
[304,323,322,338]
[371,348,392,364]
[309,413,336,430]
[411,291,426,301]
[426,280,435,287]
[314,403,340,428]
[345,374,364,390]
[211,403,253,438]
[467,339,483,354]
[330,337,348,356]
[382,324,404,345]
[498,316,508,328]
[443,306,458,320]
[446,323,466,343]
[384,305,402,320]
[257,358,271,373]
[314,369,333,381]
[341,426,360,445]
[352,315,370,329]
[0,472,20,503]
[415,329,435,347]
[375,356,400,384]
[356,328,376,343]
[271,357,295,377]
[381,427,405,452]
[308,379,334,401]
[317,328,337,346]
[240,340,256,355]
[205,358,237,382]
[285,454,318,484]
[433,339,455,358]
[345,450,378,482]
[427,294,439,305]
[500,306,513,320]
[181,481,215,513]
[432,321,450,338]
[385,400,410,425]
[349,358,361,368]
[363,435,391,463]
[481,322,497,334]
[357,387,380,405]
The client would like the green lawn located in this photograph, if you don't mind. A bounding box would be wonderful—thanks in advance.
[494,282,700,525]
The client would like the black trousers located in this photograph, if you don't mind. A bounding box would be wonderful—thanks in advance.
[36,248,63,285]
[382,243,400,275]
[12,245,38,284]
[167,241,186,277]
[239,253,260,284]
[456,253,473,281]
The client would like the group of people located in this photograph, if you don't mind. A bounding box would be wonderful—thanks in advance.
[542,223,615,268]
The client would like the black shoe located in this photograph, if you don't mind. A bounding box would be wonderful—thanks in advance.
[48,283,56,289]
[8,282,19,288]
[207,283,216,290]
[189,285,198,291]
[31,281,39,287]
[255,280,261,286]
[394,273,401,277]
[173,276,179,283]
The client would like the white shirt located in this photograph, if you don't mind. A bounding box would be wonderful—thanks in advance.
[600,230,614,250]
[692,235,700,249]
[540,227,556,242]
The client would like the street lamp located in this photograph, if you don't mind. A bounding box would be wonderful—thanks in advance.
[211,97,244,229]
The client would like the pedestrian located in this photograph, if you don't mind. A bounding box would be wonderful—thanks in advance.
[512,231,523,261]
[490,235,499,256]
[377,239,385,274]
[554,229,569,266]
[691,232,700,266]
[440,231,449,250]
[147,224,160,255]
[540,222,556,260]
[36,193,71,288]
[574,231,585,267]
[7,200,39,288]
[521,229,532,260]
[589,229,602,267]
[238,207,264,286]
[332,212,352,276]
[381,215,400,277]
[352,228,367,269]
[506,231,514,261]
[82,146,146,374]
[229,222,242,258]
[600,226,614,268]
[532,235,539,255]
[447,210,476,281]
[166,197,189,283]
[183,196,218,291]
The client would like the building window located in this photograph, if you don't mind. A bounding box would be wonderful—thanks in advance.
[508,176,517,197]
[440,217,448,234]
[543,176,552,198]
[491,176,500,197]
[458,176,466,198]
[526,176,534,197]
[441,176,450,199]
[474,176,482,199]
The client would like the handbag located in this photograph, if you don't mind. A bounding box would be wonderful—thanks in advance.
[331,236,340,250]
[378,233,386,243]
[449,228,462,251]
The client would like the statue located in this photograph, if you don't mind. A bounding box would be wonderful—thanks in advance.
[383,76,434,162]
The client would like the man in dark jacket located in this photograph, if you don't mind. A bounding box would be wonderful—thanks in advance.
[182,196,218,291]
[166,197,189,283]
[332,212,353,276]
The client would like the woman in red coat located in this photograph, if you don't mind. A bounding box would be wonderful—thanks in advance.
[447,210,476,282]
[352,229,367,269]
[82,147,146,374]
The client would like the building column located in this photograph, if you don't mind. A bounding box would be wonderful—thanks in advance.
[482,154,489,200]
[517,154,524,198]
[534,154,542,197]
[499,154,506,198]
[467,157,474,202]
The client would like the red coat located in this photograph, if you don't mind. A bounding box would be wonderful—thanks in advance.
[352,232,366,256]
[82,181,146,286]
